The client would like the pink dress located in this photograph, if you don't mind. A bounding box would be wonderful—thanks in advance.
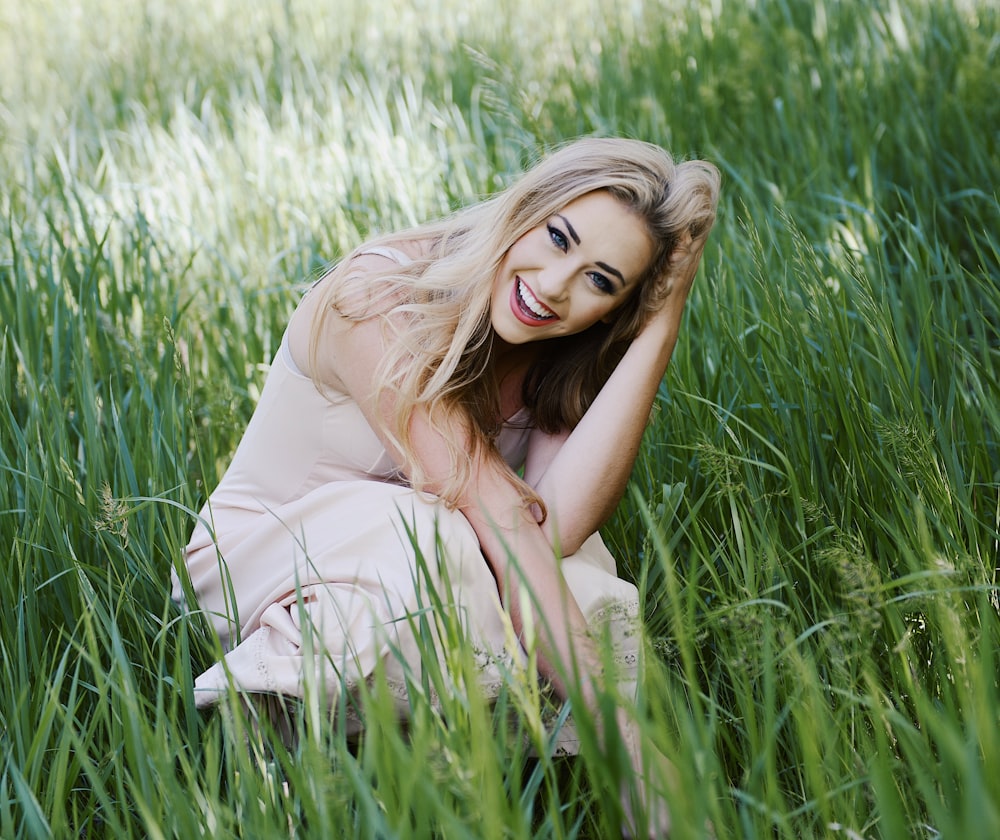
[173,248,640,721]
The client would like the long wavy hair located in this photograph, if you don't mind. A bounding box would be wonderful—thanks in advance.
[309,137,720,506]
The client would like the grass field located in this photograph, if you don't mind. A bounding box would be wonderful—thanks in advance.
[1,0,998,836]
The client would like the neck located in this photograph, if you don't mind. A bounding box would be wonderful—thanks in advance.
[488,335,538,421]
[490,335,538,375]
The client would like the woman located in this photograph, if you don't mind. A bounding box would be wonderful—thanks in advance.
[174,137,720,833]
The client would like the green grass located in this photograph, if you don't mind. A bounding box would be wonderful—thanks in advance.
[2,0,998,836]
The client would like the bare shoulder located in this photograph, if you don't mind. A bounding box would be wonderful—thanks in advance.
[395,237,434,261]
[356,237,433,265]
[286,244,422,387]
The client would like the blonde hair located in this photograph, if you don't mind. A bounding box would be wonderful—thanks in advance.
[310,137,721,506]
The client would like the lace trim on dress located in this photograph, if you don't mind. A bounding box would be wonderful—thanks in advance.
[241,612,640,758]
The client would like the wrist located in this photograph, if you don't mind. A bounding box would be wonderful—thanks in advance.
[633,312,678,354]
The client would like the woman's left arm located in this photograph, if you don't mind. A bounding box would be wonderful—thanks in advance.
[524,234,706,555]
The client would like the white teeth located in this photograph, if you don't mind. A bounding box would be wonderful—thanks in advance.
[517,279,555,319]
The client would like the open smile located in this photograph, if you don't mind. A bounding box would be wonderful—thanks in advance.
[510,278,559,325]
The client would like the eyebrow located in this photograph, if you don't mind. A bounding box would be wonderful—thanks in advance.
[596,261,625,284]
[556,213,627,288]
[556,213,626,286]
[556,214,581,245]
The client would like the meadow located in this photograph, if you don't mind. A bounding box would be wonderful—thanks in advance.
[1,0,998,836]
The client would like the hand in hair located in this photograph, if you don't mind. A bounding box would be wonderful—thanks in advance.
[642,227,703,331]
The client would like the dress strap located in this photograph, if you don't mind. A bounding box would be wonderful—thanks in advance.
[356,245,413,266]
[305,244,413,295]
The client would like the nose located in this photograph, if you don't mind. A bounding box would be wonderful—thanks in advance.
[536,264,573,303]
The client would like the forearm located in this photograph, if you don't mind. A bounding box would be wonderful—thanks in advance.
[465,502,604,705]
[532,314,679,554]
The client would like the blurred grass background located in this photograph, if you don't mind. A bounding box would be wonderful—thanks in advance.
[1,0,998,836]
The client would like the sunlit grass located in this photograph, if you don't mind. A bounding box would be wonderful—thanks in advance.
[2,0,998,836]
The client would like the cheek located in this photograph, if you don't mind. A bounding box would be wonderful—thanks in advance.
[506,231,536,261]
[601,293,632,322]
[597,289,641,327]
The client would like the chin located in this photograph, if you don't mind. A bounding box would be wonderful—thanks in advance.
[489,317,523,347]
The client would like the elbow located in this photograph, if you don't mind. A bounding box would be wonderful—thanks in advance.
[541,518,591,559]
[540,498,618,558]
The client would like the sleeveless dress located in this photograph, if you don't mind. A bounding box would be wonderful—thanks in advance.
[172,247,640,728]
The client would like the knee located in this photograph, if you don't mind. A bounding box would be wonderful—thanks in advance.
[391,495,478,563]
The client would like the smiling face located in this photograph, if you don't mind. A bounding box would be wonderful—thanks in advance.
[490,191,653,347]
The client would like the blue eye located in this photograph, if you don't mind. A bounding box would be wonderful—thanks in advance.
[589,273,614,294]
[547,225,569,252]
